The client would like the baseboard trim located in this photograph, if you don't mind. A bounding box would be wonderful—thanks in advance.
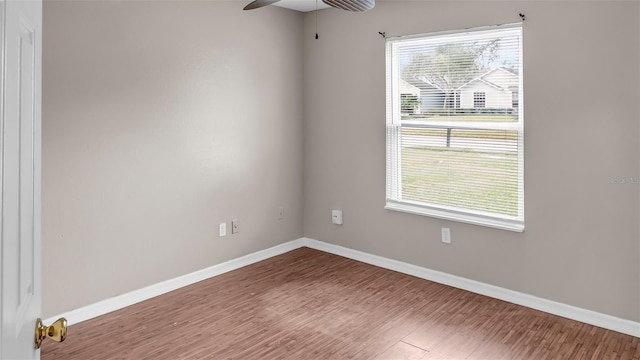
[46,237,639,338]
[299,237,640,338]
[44,239,303,326]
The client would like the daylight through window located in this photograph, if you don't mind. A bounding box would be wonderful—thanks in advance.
[385,24,524,231]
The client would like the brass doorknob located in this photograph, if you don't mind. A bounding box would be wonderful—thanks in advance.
[34,317,67,349]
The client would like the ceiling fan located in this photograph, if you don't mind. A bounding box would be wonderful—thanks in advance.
[243,0,374,12]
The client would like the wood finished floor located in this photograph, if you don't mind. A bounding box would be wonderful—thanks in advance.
[42,247,639,360]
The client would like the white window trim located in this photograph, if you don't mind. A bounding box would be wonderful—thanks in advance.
[384,201,524,232]
[385,23,524,232]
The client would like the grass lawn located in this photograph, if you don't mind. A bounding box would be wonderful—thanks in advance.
[401,146,519,216]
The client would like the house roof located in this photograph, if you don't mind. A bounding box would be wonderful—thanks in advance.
[456,67,518,92]
[408,75,446,92]
[399,79,421,96]
[407,67,518,93]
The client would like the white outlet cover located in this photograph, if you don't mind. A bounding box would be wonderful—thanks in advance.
[332,210,343,225]
[441,228,451,244]
[232,219,239,234]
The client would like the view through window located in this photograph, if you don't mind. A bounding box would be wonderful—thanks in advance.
[385,24,524,231]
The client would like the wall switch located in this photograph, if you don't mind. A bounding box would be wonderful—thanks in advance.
[231,219,239,234]
[331,210,343,225]
[278,207,284,220]
[441,227,451,244]
[219,223,227,237]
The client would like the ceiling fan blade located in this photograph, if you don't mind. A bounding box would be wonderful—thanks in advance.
[322,0,374,11]
[243,0,281,10]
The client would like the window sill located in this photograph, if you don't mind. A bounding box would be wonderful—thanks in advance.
[384,201,524,233]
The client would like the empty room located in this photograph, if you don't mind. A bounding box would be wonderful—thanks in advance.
[1,0,639,359]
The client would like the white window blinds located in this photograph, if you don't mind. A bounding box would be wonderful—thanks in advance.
[385,24,524,232]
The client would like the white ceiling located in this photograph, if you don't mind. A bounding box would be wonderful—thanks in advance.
[273,0,331,12]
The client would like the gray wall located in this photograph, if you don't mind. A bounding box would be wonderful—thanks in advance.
[303,1,640,322]
[42,1,304,317]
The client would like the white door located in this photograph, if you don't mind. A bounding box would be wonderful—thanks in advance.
[1,0,43,359]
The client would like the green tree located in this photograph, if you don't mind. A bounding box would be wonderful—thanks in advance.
[401,94,419,114]
[402,40,500,109]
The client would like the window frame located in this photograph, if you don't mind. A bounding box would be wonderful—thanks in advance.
[385,23,524,232]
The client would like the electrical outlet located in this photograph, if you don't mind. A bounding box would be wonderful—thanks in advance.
[232,219,239,234]
[332,210,343,225]
[441,228,451,244]
[278,207,284,220]
[219,223,226,237]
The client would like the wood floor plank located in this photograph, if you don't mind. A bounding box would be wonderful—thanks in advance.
[374,341,427,360]
[41,247,640,360]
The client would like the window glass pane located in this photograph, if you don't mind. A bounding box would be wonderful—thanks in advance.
[400,127,519,216]
[397,26,521,124]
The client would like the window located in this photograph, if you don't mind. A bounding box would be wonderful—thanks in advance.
[473,92,486,108]
[385,24,524,232]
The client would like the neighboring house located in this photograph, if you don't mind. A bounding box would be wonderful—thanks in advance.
[408,77,447,113]
[457,67,519,109]
[400,79,421,97]
[409,67,519,113]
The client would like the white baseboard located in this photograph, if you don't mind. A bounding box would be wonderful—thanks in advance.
[299,237,640,338]
[46,237,640,338]
[44,239,302,326]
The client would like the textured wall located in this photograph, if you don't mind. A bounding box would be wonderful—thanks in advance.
[303,1,640,321]
[42,1,304,317]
